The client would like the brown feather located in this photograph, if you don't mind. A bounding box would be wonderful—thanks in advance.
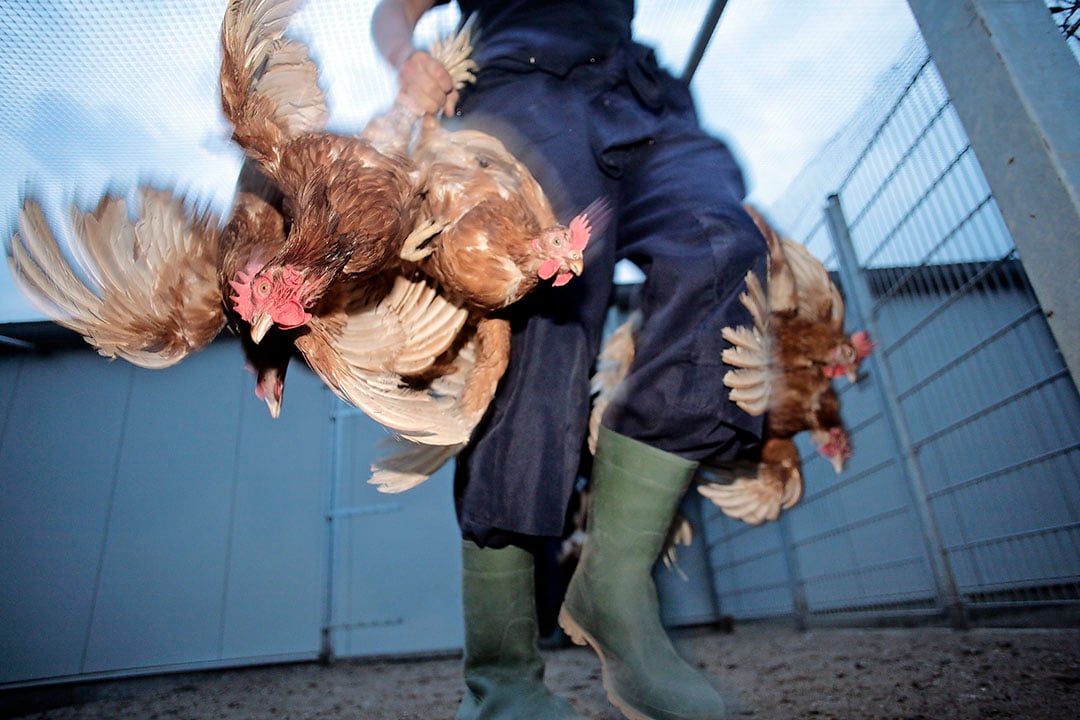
[9,189,225,369]
[219,0,422,329]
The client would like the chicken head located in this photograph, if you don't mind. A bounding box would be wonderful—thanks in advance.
[534,199,610,287]
[230,262,321,342]
[822,330,875,381]
[814,426,853,474]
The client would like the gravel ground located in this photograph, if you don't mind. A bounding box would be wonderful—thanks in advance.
[6,623,1079,720]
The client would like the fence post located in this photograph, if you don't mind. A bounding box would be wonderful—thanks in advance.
[320,396,343,663]
[776,515,809,630]
[824,194,966,628]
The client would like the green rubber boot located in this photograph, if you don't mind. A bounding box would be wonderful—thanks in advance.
[457,541,584,720]
[559,427,731,720]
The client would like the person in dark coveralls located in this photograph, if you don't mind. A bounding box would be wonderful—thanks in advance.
[373,1,767,718]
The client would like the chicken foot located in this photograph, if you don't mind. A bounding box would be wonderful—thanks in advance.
[399,217,450,262]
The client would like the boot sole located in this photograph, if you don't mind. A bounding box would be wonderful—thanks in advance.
[558,607,652,720]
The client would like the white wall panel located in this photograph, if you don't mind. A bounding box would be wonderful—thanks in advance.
[221,362,331,660]
[0,354,20,426]
[82,344,245,672]
[0,352,133,682]
[656,494,722,627]
[0,339,335,686]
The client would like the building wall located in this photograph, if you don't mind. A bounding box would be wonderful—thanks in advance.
[1,334,469,688]
[0,340,332,686]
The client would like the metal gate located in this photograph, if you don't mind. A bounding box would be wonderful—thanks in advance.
[321,403,464,659]
[701,42,1080,625]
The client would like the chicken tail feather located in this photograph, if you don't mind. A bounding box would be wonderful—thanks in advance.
[370,438,463,493]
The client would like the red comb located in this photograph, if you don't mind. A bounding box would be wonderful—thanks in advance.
[569,198,611,252]
[851,331,875,359]
[818,428,853,459]
[229,262,263,321]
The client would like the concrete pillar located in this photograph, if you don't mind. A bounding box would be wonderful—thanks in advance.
[906,0,1080,390]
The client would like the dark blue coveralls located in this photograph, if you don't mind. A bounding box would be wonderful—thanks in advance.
[442,0,767,547]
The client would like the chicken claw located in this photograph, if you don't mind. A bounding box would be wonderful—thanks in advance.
[400,217,450,262]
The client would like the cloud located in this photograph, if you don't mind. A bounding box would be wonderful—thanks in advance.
[0,1,250,323]
[688,0,919,205]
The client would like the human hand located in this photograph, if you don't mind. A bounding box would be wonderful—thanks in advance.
[396,49,459,116]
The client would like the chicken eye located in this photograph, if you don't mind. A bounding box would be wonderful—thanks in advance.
[256,280,272,297]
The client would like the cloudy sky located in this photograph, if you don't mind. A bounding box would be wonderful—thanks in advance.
[0,0,919,324]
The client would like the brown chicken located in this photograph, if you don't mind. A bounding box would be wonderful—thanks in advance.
[8,182,296,421]
[356,131,610,487]
[331,20,611,487]
[587,206,871,525]
[403,116,610,312]
[698,205,873,524]
[223,161,298,417]
[220,0,479,416]
[357,12,606,312]
[219,0,436,343]
[6,183,477,448]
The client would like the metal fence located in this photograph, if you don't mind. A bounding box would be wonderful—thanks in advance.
[699,41,1080,625]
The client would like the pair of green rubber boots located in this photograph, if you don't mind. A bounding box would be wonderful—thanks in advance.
[456,426,733,720]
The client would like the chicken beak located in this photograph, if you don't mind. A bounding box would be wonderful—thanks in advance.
[567,254,584,276]
[250,313,274,345]
[831,453,846,475]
